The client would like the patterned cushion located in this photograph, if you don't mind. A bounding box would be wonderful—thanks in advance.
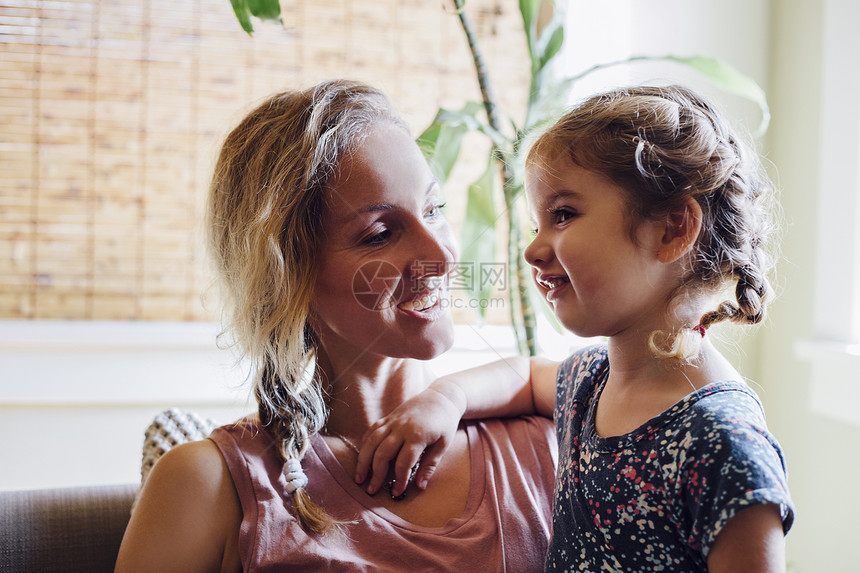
[132,408,217,512]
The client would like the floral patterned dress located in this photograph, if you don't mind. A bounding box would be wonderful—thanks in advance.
[546,345,795,572]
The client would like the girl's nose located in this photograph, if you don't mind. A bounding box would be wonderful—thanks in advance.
[524,232,551,267]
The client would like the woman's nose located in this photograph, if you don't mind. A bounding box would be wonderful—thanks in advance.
[409,222,457,281]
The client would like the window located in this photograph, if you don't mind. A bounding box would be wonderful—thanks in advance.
[794,0,860,425]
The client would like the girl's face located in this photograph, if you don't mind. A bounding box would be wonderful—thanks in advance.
[524,157,677,338]
[311,123,457,361]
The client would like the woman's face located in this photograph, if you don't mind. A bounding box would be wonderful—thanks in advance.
[311,122,457,361]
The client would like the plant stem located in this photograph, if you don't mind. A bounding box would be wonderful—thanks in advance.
[506,200,536,356]
[453,0,536,355]
[453,0,501,132]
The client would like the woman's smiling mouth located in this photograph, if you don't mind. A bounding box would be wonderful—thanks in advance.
[398,290,441,312]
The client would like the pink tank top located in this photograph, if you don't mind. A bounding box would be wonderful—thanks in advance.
[209,416,557,572]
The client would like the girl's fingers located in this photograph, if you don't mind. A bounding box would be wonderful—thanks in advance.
[391,443,425,497]
[412,440,447,490]
[366,434,403,495]
[355,424,388,484]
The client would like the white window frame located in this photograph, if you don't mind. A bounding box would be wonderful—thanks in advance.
[794,0,860,426]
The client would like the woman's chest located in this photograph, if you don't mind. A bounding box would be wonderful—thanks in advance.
[371,430,472,527]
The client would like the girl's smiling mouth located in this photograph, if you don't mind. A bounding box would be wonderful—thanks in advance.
[536,274,570,290]
[535,274,571,304]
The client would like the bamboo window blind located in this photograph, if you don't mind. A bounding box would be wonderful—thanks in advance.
[0,0,528,321]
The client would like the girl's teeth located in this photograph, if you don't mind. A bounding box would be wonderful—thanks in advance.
[399,291,439,311]
[540,277,568,289]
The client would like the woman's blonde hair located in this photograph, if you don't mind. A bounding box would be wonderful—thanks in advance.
[207,80,405,533]
[527,85,777,363]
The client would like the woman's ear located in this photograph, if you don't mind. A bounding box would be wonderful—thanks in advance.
[657,196,703,264]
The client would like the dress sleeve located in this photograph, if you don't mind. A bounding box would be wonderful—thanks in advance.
[677,389,795,557]
[553,344,608,430]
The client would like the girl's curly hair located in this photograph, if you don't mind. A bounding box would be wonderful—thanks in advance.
[528,85,778,363]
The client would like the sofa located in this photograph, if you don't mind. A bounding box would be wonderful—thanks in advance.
[0,483,137,573]
[0,409,217,572]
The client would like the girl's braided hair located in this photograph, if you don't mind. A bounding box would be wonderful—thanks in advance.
[207,80,406,533]
[528,85,778,363]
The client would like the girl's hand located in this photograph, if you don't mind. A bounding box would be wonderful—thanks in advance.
[355,380,466,497]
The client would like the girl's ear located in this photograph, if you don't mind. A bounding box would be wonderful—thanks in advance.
[657,196,703,264]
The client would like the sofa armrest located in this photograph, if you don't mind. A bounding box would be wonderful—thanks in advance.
[0,483,137,573]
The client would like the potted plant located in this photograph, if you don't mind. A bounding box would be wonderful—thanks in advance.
[229,0,768,355]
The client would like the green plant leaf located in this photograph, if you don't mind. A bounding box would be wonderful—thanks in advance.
[519,0,540,50]
[435,106,509,147]
[417,102,509,185]
[521,2,567,143]
[519,0,541,72]
[229,0,254,33]
[520,0,564,81]
[535,18,564,74]
[247,0,281,20]
[229,0,282,35]
[460,156,498,318]
[524,75,573,131]
[665,55,770,134]
[568,54,771,135]
[417,106,475,185]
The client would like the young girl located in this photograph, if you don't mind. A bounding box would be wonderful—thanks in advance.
[355,85,795,572]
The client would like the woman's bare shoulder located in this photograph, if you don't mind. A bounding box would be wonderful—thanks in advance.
[115,439,243,573]
[152,439,232,482]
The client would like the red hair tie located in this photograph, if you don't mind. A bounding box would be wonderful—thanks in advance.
[693,324,706,337]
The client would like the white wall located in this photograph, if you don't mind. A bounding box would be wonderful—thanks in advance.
[0,321,254,490]
[763,1,860,571]
[0,320,585,491]
[560,0,770,134]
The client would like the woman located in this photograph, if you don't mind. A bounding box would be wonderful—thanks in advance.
[115,80,557,572]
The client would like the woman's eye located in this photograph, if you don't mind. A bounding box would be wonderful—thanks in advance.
[426,202,447,218]
[363,228,391,246]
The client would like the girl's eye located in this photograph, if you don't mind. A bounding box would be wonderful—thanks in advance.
[551,207,577,224]
[529,226,538,238]
[426,202,447,219]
